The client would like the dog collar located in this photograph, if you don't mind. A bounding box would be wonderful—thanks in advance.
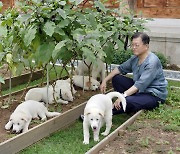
[59,89,66,101]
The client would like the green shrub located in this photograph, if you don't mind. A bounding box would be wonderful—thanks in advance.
[112,49,133,64]
[153,52,168,68]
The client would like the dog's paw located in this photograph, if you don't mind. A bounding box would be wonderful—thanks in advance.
[5,124,11,130]
[22,128,28,133]
[101,132,109,136]
[94,137,99,142]
[41,117,47,121]
[83,140,89,145]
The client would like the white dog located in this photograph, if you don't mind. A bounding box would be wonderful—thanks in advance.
[55,79,77,96]
[75,58,105,81]
[83,92,126,144]
[5,100,60,133]
[72,75,100,91]
[25,80,74,104]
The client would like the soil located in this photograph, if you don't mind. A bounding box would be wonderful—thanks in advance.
[165,64,180,71]
[99,119,180,154]
[0,83,112,143]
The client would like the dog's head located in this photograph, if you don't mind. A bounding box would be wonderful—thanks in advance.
[60,89,74,102]
[84,108,104,132]
[9,112,29,133]
[85,79,100,91]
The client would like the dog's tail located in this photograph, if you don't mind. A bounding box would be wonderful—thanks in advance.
[106,92,126,112]
[46,112,61,118]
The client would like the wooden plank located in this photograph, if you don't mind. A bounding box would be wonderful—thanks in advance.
[86,110,143,154]
[1,70,43,90]
[0,102,86,154]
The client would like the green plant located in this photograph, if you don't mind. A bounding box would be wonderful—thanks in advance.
[112,49,133,64]
[0,0,149,80]
[153,51,168,68]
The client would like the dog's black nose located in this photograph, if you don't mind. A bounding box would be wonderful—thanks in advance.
[93,126,97,130]
[12,130,16,133]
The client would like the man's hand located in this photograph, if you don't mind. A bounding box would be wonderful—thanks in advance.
[113,98,121,110]
[100,80,106,93]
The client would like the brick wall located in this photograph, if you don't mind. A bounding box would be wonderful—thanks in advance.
[1,0,14,12]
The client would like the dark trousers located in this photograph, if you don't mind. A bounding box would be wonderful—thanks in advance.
[112,74,164,115]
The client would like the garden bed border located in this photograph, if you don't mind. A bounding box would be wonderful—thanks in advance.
[0,101,86,154]
[86,110,143,154]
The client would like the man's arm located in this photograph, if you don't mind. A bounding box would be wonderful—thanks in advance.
[100,67,120,93]
[124,85,138,97]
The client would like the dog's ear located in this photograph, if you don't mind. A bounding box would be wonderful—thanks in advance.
[99,112,104,118]
[21,118,28,122]
[20,113,29,122]
[84,112,91,116]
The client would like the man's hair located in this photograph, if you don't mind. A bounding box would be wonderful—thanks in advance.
[131,32,150,45]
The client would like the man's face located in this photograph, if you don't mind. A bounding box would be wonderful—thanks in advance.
[131,37,149,56]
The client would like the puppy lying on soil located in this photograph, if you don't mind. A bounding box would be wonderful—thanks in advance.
[5,100,60,133]
[74,58,106,82]
[71,75,100,91]
[25,79,74,104]
[83,92,126,144]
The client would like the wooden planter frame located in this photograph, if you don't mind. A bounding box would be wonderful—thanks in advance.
[0,70,43,91]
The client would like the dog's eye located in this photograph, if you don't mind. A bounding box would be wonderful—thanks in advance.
[17,123,20,125]
[96,119,99,121]
[90,119,93,121]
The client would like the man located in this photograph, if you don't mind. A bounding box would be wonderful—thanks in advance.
[100,32,168,114]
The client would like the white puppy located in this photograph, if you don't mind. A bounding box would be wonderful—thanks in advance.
[72,75,100,91]
[75,58,105,81]
[55,79,77,97]
[25,80,73,104]
[83,92,126,144]
[5,100,60,133]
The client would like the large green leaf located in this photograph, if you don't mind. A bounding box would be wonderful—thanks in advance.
[24,26,37,46]
[52,40,67,59]
[0,26,7,37]
[82,47,96,62]
[58,19,70,28]
[17,14,31,23]
[0,1,3,12]
[0,52,5,62]
[38,43,55,64]
[43,21,56,37]
[0,43,3,52]
[57,8,67,19]
[0,76,5,84]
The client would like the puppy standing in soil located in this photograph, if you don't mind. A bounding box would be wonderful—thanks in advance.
[83,92,126,144]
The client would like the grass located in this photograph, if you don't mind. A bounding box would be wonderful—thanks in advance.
[19,114,131,154]
[139,80,180,131]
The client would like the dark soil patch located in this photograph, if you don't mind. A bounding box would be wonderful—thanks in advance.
[99,119,180,154]
[0,83,113,143]
[165,64,180,71]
